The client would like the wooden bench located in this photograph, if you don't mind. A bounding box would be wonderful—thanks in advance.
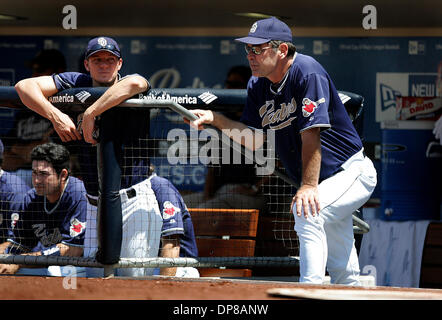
[188,208,259,277]
[420,222,442,288]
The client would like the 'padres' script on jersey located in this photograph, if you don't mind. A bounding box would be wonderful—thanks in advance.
[259,98,297,130]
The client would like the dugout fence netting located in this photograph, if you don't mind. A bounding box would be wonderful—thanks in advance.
[0,87,368,276]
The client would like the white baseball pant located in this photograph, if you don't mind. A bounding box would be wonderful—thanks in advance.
[84,178,199,278]
[84,178,163,277]
[293,149,377,285]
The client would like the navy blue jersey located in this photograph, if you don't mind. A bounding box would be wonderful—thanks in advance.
[241,53,362,184]
[0,171,30,242]
[52,72,150,195]
[150,175,198,258]
[7,176,87,254]
[53,72,94,88]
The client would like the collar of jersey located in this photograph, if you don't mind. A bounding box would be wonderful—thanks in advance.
[44,177,70,215]
[269,69,289,95]
[269,52,297,95]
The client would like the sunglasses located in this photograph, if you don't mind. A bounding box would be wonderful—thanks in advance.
[244,45,273,55]
[86,44,120,57]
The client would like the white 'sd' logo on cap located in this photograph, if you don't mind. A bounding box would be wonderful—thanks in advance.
[250,22,258,33]
[98,37,107,46]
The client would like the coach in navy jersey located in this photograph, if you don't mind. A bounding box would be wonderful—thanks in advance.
[189,17,377,285]
[0,143,86,275]
[0,139,30,244]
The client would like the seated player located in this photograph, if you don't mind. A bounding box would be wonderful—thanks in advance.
[84,169,199,278]
[1,49,65,187]
[0,143,87,276]
[0,139,31,243]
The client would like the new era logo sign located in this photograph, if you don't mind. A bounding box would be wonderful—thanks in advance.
[75,91,91,103]
[198,92,218,104]
[380,83,401,111]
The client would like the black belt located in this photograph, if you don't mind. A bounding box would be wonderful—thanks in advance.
[86,188,137,206]
[125,187,137,199]
[86,194,98,206]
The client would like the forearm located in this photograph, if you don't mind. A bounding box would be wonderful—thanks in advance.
[15,79,61,122]
[0,243,83,274]
[301,128,321,187]
[0,242,11,254]
[159,236,180,276]
[85,76,149,118]
[301,149,321,187]
[212,112,265,150]
[55,243,83,257]
[24,243,82,259]
[291,128,322,217]
[16,76,81,142]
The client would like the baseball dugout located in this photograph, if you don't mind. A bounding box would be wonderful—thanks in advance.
[0,86,368,277]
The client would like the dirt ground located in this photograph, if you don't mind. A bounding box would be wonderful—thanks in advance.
[1,275,442,300]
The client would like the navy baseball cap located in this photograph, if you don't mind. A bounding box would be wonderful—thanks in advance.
[235,17,293,45]
[85,36,121,59]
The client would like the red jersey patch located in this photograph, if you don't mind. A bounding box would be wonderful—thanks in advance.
[162,201,180,219]
[302,97,325,117]
[70,218,85,237]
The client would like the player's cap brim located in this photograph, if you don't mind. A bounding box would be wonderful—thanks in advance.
[234,36,270,45]
[85,49,121,59]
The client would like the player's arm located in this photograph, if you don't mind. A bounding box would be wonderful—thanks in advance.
[17,243,82,258]
[0,242,8,254]
[187,109,265,151]
[159,235,181,276]
[48,243,83,257]
[0,241,20,274]
[0,243,83,274]
[291,127,322,218]
[81,75,150,144]
[0,241,11,254]
[14,76,82,142]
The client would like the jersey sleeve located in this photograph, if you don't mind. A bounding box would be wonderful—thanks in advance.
[61,200,87,247]
[61,183,87,248]
[5,194,29,253]
[120,73,151,93]
[296,73,332,133]
[151,177,185,237]
[52,72,92,90]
